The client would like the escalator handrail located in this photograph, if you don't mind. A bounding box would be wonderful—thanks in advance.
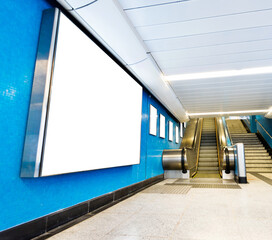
[192,119,199,149]
[222,117,233,146]
[181,148,187,173]
[225,147,230,174]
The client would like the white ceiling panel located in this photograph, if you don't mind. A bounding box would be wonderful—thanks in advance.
[168,73,272,113]
[152,39,272,60]
[75,1,147,65]
[170,76,272,89]
[156,50,272,69]
[169,72,272,84]
[174,88,272,96]
[117,0,177,10]
[163,59,272,75]
[136,10,272,40]
[123,0,272,27]
[145,26,272,52]
[180,94,272,102]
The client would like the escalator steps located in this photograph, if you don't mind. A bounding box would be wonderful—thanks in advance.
[197,118,219,177]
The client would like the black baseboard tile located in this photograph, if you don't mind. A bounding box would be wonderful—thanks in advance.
[129,181,145,193]
[88,192,114,212]
[47,202,89,231]
[0,217,46,240]
[0,174,163,240]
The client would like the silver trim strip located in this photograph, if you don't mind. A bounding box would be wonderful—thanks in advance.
[20,8,59,177]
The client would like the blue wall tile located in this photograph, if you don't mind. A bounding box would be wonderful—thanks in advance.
[244,115,272,148]
[256,115,272,148]
[0,0,180,231]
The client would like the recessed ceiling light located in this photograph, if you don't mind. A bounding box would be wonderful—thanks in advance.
[188,109,268,117]
[163,66,272,81]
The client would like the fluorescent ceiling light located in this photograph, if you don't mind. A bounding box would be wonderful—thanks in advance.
[164,66,272,81]
[265,108,272,119]
[188,109,268,117]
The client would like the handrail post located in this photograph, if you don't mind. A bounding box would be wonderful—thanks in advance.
[235,143,247,183]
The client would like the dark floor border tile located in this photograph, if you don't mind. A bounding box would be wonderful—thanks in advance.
[0,174,163,240]
[250,172,272,186]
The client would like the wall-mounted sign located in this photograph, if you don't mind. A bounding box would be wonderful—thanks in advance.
[20,9,143,177]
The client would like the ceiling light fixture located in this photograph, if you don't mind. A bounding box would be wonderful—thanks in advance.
[188,109,268,117]
[163,66,272,81]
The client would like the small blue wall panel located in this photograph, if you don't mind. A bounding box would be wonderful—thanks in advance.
[0,0,180,231]
[244,115,272,148]
[256,115,272,148]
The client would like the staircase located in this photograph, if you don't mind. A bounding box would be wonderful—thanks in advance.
[226,119,272,173]
[197,118,219,177]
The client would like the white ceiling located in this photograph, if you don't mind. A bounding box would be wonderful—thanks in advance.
[57,0,272,119]
[118,0,272,116]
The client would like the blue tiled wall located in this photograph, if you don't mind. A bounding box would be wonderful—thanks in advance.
[256,115,272,148]
[244,115,272,148]
[0,0,180,231]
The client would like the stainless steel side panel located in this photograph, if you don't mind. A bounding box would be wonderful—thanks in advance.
[162,150,182,170]
[162,118,203,177]
[20,8,59,177]
[184,119,203,176]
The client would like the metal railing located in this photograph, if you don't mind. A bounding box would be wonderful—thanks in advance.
[255,119,272,139]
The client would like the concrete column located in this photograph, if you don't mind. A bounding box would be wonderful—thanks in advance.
[250,115,257,133]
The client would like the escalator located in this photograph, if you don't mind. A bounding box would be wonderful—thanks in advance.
[195,118,220,178]
[162,117,246,183]
[163,118,220,178]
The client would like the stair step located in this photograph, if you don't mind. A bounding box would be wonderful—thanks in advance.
[197,171,219,174]
[233,142,261,145]
[200,150,217,154]
[246,160,272,163]
[198,166,219,171]
[232,137,259,140]
[247,163,272,167]
[199,162,218,167]
[200,146,217,151]
[245,153,269,156]
[199,154,218,158]
[201,143,217,146]
[233,139,260,141]
[232,135,257,137]
[244,147,265,149]
[244,150,267,153]
[199,158,218,162]
[247,168,272,173]
[241,144,263,146]
[246,156,271,160]
[231,133,256,135]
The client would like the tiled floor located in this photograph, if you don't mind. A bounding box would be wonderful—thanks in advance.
[48,174,272,240]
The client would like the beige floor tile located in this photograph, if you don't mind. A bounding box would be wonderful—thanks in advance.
[49,177,272,240]
[106,212,181,238]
